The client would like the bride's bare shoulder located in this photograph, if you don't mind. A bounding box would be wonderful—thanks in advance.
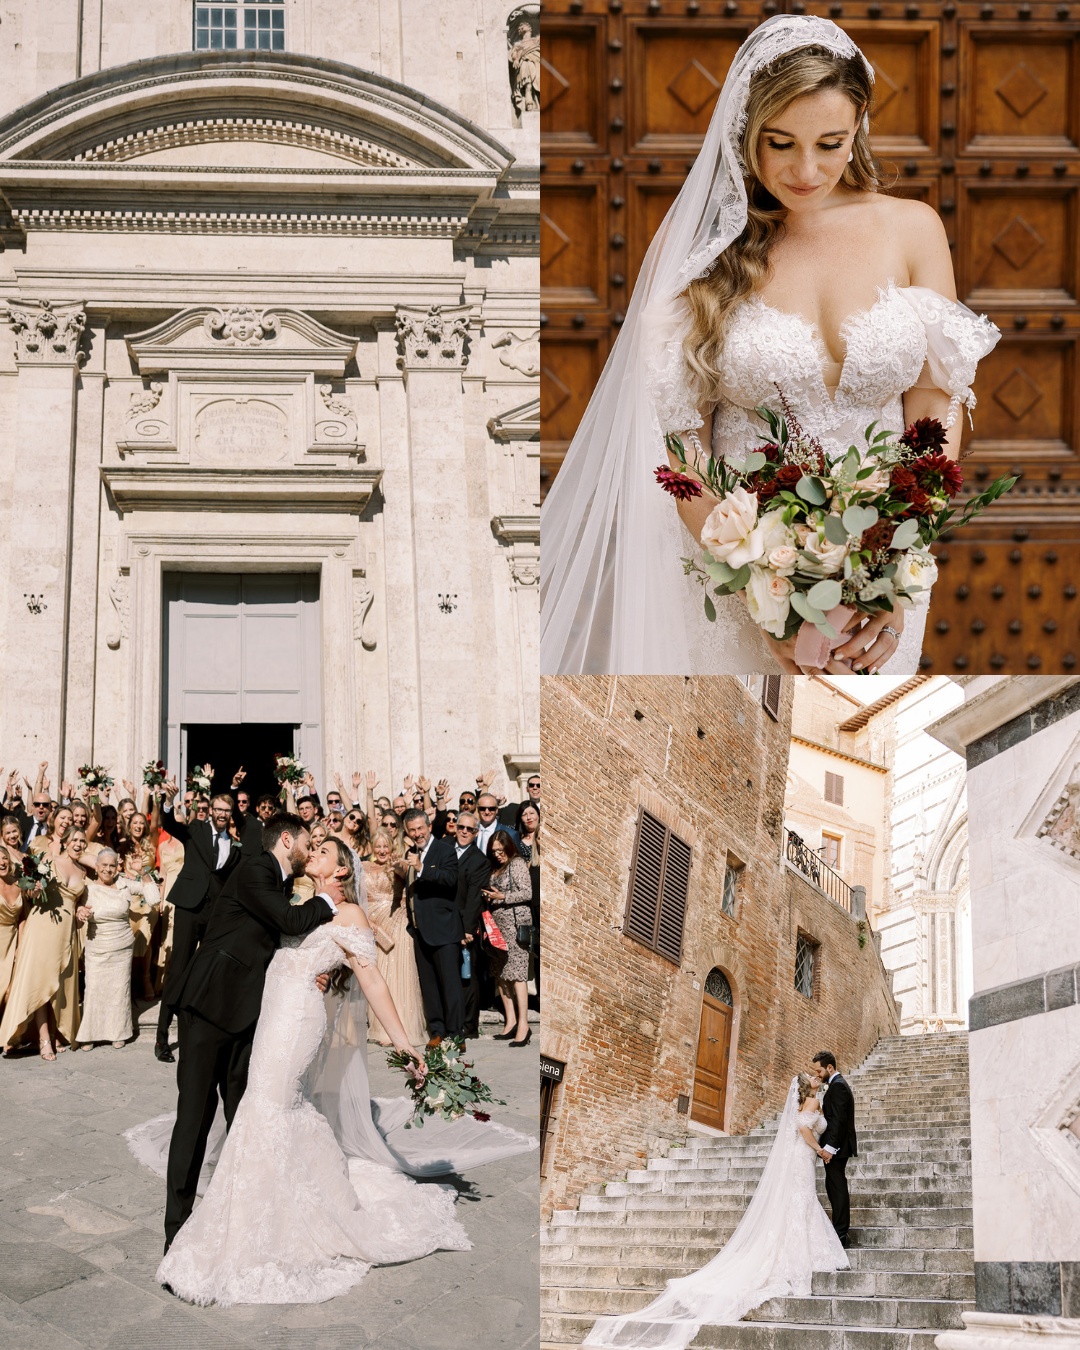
[331,902,371,929]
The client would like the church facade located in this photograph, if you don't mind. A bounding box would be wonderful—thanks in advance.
[0,2,539,797]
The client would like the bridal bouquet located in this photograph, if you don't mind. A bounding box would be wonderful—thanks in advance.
[142,760,167,790]
[77,763,113,799]
[274,754,307,793]
[386,1038,506,1128]
[186,764,212,796]
[658,397,1016,665]
[17,853,61,911]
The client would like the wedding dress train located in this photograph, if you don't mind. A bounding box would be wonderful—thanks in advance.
[125,923,537,1306]
[583,1079,848,1349]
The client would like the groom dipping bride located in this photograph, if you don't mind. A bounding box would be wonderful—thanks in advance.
[123,810,536,1307]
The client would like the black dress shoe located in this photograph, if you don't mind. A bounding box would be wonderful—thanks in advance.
[492,1025,518,1040]
[509,1028,532,1047]
[838,1235,851,1248]
[154,1040,175,1063]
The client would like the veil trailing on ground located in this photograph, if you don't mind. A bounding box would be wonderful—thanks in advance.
[583,1077,808,1350]
[539,16,873,675]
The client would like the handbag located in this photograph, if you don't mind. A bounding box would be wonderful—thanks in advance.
[481,909,508,951]
[516,922,534,948]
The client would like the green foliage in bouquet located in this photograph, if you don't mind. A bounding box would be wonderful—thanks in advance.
[386,1037,506,1128]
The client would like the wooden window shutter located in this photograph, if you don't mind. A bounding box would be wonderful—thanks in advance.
[824,771,844,806]
[761,675,782,721]
[624,809,691,965]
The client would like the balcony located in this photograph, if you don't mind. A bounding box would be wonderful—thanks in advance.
[783,827,866,921]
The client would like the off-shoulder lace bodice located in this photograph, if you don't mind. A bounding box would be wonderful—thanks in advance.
[796,1108,826,1141]
[675,282,999,675]
[277,921,377,977]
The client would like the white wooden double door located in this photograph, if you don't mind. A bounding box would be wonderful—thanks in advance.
[163,573,322,789]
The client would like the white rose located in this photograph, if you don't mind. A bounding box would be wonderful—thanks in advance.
[745,565,793,639]
[800,529,849,579]
[428,1090,447,1108]
[856,466,890,494]
[767,545,799,576]
[700,486,766,569]
[894,549,939,596]
[758,509,794,555]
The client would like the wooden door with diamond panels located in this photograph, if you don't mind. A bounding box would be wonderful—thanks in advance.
[540,0,1080,673]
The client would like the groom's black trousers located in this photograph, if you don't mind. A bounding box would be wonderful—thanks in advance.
[824,1150,851,1240]
[163,1008,254,1251]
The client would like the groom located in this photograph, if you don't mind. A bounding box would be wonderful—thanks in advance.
[162,812,340,1253]
[812,1049,858,1247]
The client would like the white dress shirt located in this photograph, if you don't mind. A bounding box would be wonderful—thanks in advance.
[211,828,232,870]
[476,819,498,854]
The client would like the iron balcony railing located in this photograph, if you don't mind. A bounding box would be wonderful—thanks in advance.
[784,827,855,914]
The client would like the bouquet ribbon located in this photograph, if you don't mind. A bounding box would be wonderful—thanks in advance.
[792,605,856,671]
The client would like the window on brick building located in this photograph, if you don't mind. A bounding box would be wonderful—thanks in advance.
[761,675,782,721]
[194,1,285,51]
[624,809,691,964]
[820,832,842,871]
[794,932,817,998]
[721,857,741,917]
[824,771,844,806]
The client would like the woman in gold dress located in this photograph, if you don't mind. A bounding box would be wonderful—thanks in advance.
[30,805,73,858]
[362,828,426,1046]
[0,826,89,1058]
[118,811,161,1000]
[0,847,25,1015]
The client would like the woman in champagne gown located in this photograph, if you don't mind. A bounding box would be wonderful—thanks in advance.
[363,829,426,1046]
[118,812,160,1000]
[132,837,537,1307]
[76,850,149,1048]
[0,827,88,1057]
[0,848,25,1013]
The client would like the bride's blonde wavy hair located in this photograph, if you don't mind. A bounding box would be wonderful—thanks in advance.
[797,1072,818,1107]
[683,45,880,404]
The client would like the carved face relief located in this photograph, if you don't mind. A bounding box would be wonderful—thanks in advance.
[204,306,279,347]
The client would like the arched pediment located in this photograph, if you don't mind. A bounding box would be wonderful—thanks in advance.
[0,52,512,174]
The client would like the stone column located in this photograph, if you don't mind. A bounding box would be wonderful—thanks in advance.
[394,304,478,785]
[930,677,1080,1350]
[3,300,86,770]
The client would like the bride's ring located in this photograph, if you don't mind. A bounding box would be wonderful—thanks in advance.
[881,625,900,644]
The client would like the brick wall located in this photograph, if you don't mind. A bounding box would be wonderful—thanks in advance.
[540,674,900,1216]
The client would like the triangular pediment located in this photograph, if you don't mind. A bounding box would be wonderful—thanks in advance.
[487,396,540,441]
[126,305,358,374]
[1016,728,1080,869]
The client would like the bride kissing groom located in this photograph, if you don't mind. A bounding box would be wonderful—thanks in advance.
[584,1051,858,1349]
[124,809,537,1307]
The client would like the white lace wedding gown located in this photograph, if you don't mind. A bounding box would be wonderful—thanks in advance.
[131,923,537,1307]
[655,282,1000,674]
[584,1081,848,1349]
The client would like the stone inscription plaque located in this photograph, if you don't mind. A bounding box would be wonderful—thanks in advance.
[193,397,289,463]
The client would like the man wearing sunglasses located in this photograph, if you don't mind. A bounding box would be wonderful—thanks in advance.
[454,812,491,1040]
[20,793,53,849]
[500,773,540,827]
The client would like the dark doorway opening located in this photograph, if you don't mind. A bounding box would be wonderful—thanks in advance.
[184,724,296,804]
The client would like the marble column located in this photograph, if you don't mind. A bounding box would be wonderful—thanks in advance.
[930,677,1080,1350]
[3,300,86,770]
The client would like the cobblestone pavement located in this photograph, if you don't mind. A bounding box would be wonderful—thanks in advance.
[0,1008,539,1350]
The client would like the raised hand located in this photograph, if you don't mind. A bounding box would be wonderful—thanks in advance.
[364,770,376,791]
[418,775,431,795]
[303,770,316,790]
[61,779,74,801]
[122,778,136,798]
[435,778,450,804]
[164,777,179,801]
[203,763,215,782]
[403,774,414,793]
[231,766,247,788]
[476,768,496,791]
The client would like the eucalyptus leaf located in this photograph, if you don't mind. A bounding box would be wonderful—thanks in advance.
[807,578,843,611]
[743,452,767,473]
[703,594,716,622]
[842,504,878,536]
[728,564,752,591]
[890,518,921,550]
[823,514,849,545]
[705,559,736,583]
[795,475,827,505]
[790,591,827,625]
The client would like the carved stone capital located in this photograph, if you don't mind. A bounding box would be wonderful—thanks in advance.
[395,304,471,370]
[6,299,87,365]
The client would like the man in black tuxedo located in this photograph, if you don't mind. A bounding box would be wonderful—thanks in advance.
[163,812,337,1252]
[395,807,461,1048]
[225,767,264,858]
[155,788,243,1058]
[813,1050,858,1246]
[154,784,244,1062]
[455,811,492,1038]
[499,773,539,827]
[14,789,52,850]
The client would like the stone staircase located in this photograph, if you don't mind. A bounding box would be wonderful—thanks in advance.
[542,1032,972,1350]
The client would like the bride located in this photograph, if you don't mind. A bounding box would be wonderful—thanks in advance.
[128,837,536,1307]
[584,1073,846,1349]
[540,15,1000,676]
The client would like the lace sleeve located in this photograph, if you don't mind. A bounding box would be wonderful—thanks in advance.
[642,295,704,434]
[897,285,1000,428]
[329,923,378,968]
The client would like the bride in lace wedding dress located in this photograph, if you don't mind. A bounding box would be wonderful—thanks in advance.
[540,15,1000,676]
[583,1074,847,1350]
[128,839,536,1307]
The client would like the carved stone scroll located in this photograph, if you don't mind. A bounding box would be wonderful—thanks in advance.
[6,299,87,364]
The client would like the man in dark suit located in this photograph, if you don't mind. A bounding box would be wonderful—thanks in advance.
[499,773,539,827]
[226,767,264,858]
[13,788,52,850]
[395,807,461,1048]
[154,783,244,1062]
[813,1049,858,1246]
[163,812,337,1252]
[454,811,492,1038]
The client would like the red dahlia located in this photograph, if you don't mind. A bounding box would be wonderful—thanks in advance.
[912,453,963,497]
[904,487,933,516]
[654,465,703,500]
[860,520,896,554]
[900,417,949,453]
[760,442,783,463]
[891,466,916,491]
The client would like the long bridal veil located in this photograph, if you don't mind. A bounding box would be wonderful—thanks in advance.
[539,16,873,675]
[583,1077,815,1350]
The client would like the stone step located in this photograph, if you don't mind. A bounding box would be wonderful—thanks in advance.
[545,1220,972,1251]
[542,1241,973,1276]
[540,1264,974,1302]
[745,1296,971,1331]
[576,1196,971,1225]
[541,1315,945,1348]
[613,1180,973,1203]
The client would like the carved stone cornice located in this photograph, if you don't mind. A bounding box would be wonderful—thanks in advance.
[100,465,380,513]
[395,305,472,370]
[124,306,357,375]
[492,514,540,589]
[487,397,540,442]
[5,298,86,365]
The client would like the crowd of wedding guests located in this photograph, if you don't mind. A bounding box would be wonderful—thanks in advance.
[0,760,540,1061]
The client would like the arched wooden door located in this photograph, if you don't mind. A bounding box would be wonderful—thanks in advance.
[691,967,734,1129]
[540,2,1080,672]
